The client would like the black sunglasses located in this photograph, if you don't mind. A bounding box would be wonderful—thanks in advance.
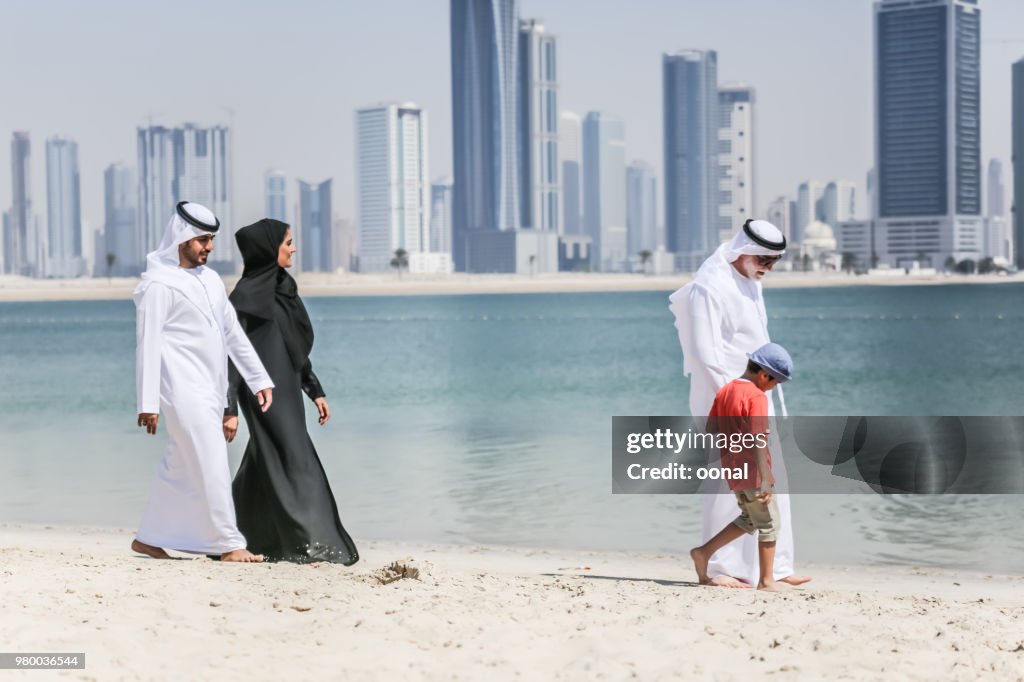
[756,254,783,266]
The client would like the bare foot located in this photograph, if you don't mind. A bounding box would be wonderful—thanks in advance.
[221,549,264,563]
[708,575,753,589]
[780,574,812,586]
[689,547,711,584]
[131,539,171,560]
[758,580,793,593]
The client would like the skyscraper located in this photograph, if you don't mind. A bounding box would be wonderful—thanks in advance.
[874,0,981,268]
[297,179,332,273]
[103,163,139,276]
[518,18,559,233]
[765,196,793,244]
[430,178,453,255]
[1014,58,1024,269]
[583,112,627,271]
[45,136,83,278]
[821,181,856,227]
[795,181,825,242]
[356,103,433,273]
[6,132,32,276]
[560,111,583,235]
[450,0,521,270]
[626,161,658,256]
[717,84,755,243]
[663,50,718,269]
[137,124,234,272]
[265,170,288,223]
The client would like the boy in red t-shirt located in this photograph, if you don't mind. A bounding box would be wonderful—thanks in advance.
[690,342,794,592]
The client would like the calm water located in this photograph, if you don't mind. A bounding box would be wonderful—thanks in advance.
[0,284,1022,572]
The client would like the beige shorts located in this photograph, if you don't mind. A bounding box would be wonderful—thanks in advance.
[732,489,780,542]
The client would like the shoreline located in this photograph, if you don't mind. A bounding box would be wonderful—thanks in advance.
[0,271,1021,303]
[2,522,1022,680]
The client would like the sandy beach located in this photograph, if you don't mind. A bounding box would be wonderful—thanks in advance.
[1,524,1021,681]
[0,271,1020,303]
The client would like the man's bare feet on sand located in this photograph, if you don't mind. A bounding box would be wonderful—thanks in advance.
[758,580,794,593]
[690,548,752,588]
[220,549,264,563]
[780,574,812,586]
[131,539,172,559]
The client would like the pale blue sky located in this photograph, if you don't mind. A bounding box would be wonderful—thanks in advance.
[2,0,1023,232]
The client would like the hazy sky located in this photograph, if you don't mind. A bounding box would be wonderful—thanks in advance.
[2,0,1023,234]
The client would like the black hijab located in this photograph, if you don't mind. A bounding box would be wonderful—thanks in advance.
[231,219,314,371]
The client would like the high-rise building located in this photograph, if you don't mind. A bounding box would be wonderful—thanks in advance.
[765,196,793,245]
[560,111,583,235]
[137,124,234,272]
[663,50,718,269]
[103,163,139,276]
[874,0,981,268]
[451,0,521,270]
[297,179,332,273]
[518,18,559,233]
[6,132,33,276]
[795,181,825,242]
[45,136,83,278]
[986,158,1004,219]
[265,170,288,223]
[333,218,357,273]
[1014,58,1024,269]
[583,112,627,271]
[356,103,441,273]
[821,181,857,227]
[717,84,755,243]
[626,161,658,256]
[430,178,453,255]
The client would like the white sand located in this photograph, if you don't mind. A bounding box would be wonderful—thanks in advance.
[0,271,1020,302]
[1,524,1021,681]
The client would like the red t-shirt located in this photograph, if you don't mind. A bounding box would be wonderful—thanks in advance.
[707,379,773,491]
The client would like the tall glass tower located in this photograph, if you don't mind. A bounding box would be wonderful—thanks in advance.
[450,0,521,271]
[518,18,559,233]
[874,0,981,267]
[265,170,288,223]
[298,179,332,273]
[663,50,718,271]
[45,136,83,278]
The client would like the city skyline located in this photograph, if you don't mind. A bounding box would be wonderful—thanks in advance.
[2,1,1024,256]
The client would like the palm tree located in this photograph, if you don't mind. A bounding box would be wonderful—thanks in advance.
[528,254,536,277]
[840,252,856,274]
[638,250,652,275]
[943,256,957,273]
[389,248,409,279]
[105,253,117,284]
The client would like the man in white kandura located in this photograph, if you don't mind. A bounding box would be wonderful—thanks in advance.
[669,219,811,588]
[132,201,274,563]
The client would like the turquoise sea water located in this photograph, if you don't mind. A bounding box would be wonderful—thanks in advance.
[0,284,1022,572]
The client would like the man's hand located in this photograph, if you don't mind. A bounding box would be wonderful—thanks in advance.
[314,397,330,426]
[758,485,773,505]
[223,416,238,442]
[256,388,273,413]
[137,413,159,435]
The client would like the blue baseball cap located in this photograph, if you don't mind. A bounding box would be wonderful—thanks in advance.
[747,342,794,383]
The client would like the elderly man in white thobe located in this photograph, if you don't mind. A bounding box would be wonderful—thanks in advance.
[132,201,274,563]
[669,219,811,588]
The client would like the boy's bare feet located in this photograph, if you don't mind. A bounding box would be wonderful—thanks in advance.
[758,580,793,593]
[689,547,709,584]
[221,549,264,563]
[780,574,812,586]
[131,539,171,559]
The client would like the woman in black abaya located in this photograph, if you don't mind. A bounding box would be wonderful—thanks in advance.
[224,218,358,564]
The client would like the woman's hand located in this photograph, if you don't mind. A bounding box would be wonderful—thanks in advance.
[314,397,330,425]
[223,416,238,442]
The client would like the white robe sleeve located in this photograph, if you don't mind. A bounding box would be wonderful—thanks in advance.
[221,297,274,394]
[672,284,732,391]
[136,284,171,414]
